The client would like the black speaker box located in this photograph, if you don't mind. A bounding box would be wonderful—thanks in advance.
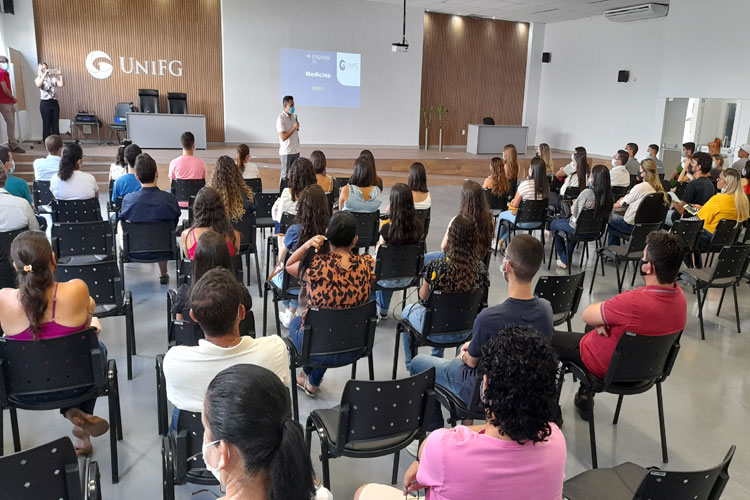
[542,52,551,63]
[2,0,14,14]
[618,70,630,83]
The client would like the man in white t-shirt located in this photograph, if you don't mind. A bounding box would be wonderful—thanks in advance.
[624,142,640,176]
[163,268,288,420]
[33,134,63,181]
[731,143,750,170]
[276,95,300,185]
[610,150,631,187]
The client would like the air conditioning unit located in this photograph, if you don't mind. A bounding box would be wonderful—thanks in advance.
[605,3,668,22]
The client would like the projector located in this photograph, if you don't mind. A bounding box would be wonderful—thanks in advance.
[391,42,409,53]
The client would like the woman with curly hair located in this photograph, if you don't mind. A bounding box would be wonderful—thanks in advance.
[271,156,316,223]
[482,156,511,197]
[181,187,241,259]
[210,155,255,222]
[400,214,489,371]
[356,325,565,500]
[236,143,259,179]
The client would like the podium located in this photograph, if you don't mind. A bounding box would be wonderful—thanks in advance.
[466,124,528,155]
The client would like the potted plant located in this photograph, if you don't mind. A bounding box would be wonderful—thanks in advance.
[437,105,448,152]
[421,107,433,151]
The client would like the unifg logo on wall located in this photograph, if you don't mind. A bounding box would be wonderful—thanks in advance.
[85,50,113,79]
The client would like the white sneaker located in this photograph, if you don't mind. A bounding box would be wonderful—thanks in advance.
[279,309,295,329]
[556,259,568,270]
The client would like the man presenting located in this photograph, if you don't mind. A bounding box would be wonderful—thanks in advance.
[0,56,23,153]
[276,95,300,185]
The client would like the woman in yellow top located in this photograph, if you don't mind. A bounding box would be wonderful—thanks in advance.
[696,168,749,251]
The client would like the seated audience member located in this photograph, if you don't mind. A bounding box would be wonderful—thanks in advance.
[695,168,749,252]
[273,185,330,328]
[164,268,286,422]
[482,156,511,198]
[0,231,106,455]
[0,146,32,205]
[110,142,142,203]
[410,234,551,431]
[551,164,614,269]
[172,231,252,321]
[497,157,550,250]
[271,156,316,223]
[552,231,686,420]
[50,143,99,200]
[608,159,665,245]
[181,187,241,259]
[284,211,376,396]
[168,131,207,181]
[119,153,181,284]
[646,143,665,175]
[108,140,132,182]
[710,153,724,182]
[0,167,39,232]
[624,142,640,176]
[359,149,384,190]
[538,142,554,175]
[202,364,325,499]
[375,184,423,318]
[503,143,520,187]
[210,155,255,222]
[408,162,431,209]
[236,143,259,179]
[669,152,715,224]
[609,149,631,188]
[551,148,588,211]
[553,147,586,191]
[339,154,382,213]
[731,143,750,170]
[401,214,489,372]
[310,149,333,193]
[742,160,750,195]
[33,134,63,181]
[671,142,695,182]
[357,326,566,500]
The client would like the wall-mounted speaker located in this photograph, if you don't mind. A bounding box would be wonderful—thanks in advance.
[618,70,630,83]
[2,0,14,14]
[542,52,551,63]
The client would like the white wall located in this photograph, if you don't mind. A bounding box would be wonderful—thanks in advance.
[522,22,545,149]
[221,0,424,146]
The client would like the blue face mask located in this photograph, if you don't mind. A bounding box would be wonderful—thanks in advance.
[289,106,295,115]
[0,63,8,71]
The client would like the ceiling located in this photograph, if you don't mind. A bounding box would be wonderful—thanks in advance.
[364,0,670,23]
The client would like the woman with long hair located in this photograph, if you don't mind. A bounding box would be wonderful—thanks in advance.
[538,143,553,175]
[359,149,383,190]
[109,139,132,181]
[181,187,241,259]
[710,153,724,183]
[483,156,511,196]
[310,150,333,193]
[550,148,589,212]
[375,184,423,317]
[210,155,255,222]
[496,157,550,250]
[503,144,520,185]
[696,168,749,251]
[407,162,431,209]
[236,143,259,179]
[608,159,667,245]
[50,143,99,200]
[550,164,613,269]
[339,154,382,212]
[271,156,317,223]
[0,231,106,455]
[400,214,489,371]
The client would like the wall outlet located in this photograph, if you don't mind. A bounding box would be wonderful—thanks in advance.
[462,129,466,135]
[83,124,91,134]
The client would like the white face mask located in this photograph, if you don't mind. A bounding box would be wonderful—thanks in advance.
[611,158,618,167]
[202,439,224,484]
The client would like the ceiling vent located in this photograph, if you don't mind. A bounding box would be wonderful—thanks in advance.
[605,3,668,22]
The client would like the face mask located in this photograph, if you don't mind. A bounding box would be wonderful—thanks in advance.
[720,186,727,193]
[501,258,509,283]
[611,158,617,167]
[712,162,717,169]
[639,259,650,277]
[289,106,295,115]
[8,160,14,173]
[0,63,7,71]
[570,154,575,162]
[479,378,487,404]
[202,439,224,484]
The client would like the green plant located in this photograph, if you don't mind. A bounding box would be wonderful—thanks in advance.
[437,105,449,129]
[421,107,434,128]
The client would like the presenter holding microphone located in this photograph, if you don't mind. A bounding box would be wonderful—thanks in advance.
[276,95,300,186]
[34,62,64,140]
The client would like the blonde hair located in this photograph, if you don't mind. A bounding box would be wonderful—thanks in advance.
[641,159,668,204]
[538,143,553,174]
[722,169,749,224]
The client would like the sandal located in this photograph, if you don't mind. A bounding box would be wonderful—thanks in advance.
[67,409,109,437]
[296,374,320,398]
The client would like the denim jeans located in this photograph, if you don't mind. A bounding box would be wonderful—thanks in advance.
[422,251,444,267]
[271,271,299,309]
[168,406,180,434]
[375,277,414,316]
[551,218,576,265]
[401,303,470,372]
[410,355,467,431]
[496,210,540,242]
[290,315,364,387]
[607,214,634,246]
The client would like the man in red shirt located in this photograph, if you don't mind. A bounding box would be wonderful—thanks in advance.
[0,56,23,153]
[552,231,687,420]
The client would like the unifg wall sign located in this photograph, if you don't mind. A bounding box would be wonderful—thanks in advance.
[85,50,183,79]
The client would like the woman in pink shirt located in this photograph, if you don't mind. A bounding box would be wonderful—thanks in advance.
[356,325,566,500]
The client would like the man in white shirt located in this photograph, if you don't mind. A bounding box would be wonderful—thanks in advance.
[646,144,665,175]
[624,142,640,176]
[276,95,300,185]
[163,268,288,418]
[610,150,631,188]
[33,134,63,181]
[731,143,750,170]
[0,167,39,232]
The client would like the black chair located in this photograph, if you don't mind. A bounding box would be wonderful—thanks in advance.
[264,212,297,281]
[51,198,103,223]
[548,209,606,273]
[393,287,485,379]
[496,199,547,256]
[0,227,26,289]
[670,218,704,256]
[434,375,486,426]
[108,101,133,143]
[32,180,54,213]
[332,177,349,201]
[703,219,741,267]
[231,210,262,294]
[167,92,187,114]
[51,221,115,264]
[674,182,688,200]
[119,220,180,290]
[254,192,278,238]
[560,330,682,468]
[170,179,205,208]
[306,369,436,489]
[175,254,244,287]
[0,436,101,500]
[607,192,669,244]
[373,243,424,314]
[483,189,507,216]
[138,89,160,113]
[346,210,380,251]
[244,177,262,195]
[679,244,750,340]
[0,328,123,483]
[279,178,289,191]
[589,222,662,294]
[284,301,378,421]
[415,208,431,241]
[611,185,629,199]
[166,289,255,347]
[563,445,736,500]
[534,272,585,333]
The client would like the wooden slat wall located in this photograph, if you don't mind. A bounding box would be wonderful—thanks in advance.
[32,0,224,142]
[420,13,529,146]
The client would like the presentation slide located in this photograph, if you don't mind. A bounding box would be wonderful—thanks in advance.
[280,48,361,108]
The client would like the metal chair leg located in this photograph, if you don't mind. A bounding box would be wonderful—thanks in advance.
[587,389,598,469]
[10,408,20,452]
[589,254,600,294]
[392,451,400,484]
[732,284,741,333]
[717,288,726,316]
[657,382,668,463]
[697,288,706,340]
[321,442,331,490]
[254,252,262,297]
[368,353,375,380]
[290,363,299,422]
[305,418,314,454]
[392,326,401,380]
[615,260,624,293]
[612,394,624,424]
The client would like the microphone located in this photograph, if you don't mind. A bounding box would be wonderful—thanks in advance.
[294,114,299,130]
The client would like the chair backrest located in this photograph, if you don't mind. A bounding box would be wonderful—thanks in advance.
[254,193,278,220]
[121,220,178,256]
[483,189,507,212]
[0,227,26,289]
[0,437,83,500]
[611,186,629,199]
[708,244,750,282]
[175,410,211,476]
[280,212,296,234]
[176,255,244,287]
[534,272,585,318]
[633,445,736,500]
[515,199,548,224]
[346,210,380,248]
[300,301,377,361]
[232,210,258,250]
[562,186,581,200]
[670,218,704,253]
[55,260,123,308]
[375,243,424,282]
[415,208,431,240]
[32,179,54,209]
[244,177,262,195]
[51,198,103,223]
[674,182,688,200]
[660,179,672,192]
[114,102,133,120]
[574,209,605,238]
[167,92,188,114]
[51,221,114,260]
[423,288,485,337]
[602,331,681,387]
[138,88,160,113]
[334,369,435,454]
[633,192,669,225]
[332,177,349,195]
[171,179,205,205]
[625,223,662,254]
[710,219,740,248]
[168,319,205,347]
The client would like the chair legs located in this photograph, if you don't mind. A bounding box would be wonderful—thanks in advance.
[254,252,262,297]
[612,394,624,424]
[586,388,598,469]
[392,326,402,380]
[107,365,120,483]
[589,253,600,294]
[290,362,299,422]
[125,294,135,381]
[392,451,400,485]
[320,441,331,490]
[696,287,707,340]
[10,408,20,452]
[368,353,375,381]
[656,382,668,463]
[732,284,741,333]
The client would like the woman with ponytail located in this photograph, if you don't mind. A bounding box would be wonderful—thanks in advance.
[0,230,107,455]
[50,143,99,200]
[236,143,260,179]
[202,364,328,500]
[696,168,749,251]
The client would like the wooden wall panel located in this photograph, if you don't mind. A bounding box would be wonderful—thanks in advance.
[32,0,224,142]
[420,13,528,146]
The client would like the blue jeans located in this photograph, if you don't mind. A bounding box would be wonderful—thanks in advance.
[607,214,633,246]
[290,315,364,387]
[401,303,470,372]
[410,356,467,431]
[375,277,414,316]
[271,272,299,309]
[551,218,576,265]
[422,251,444,267]
[169,407,180,434]
[496,210,540,242]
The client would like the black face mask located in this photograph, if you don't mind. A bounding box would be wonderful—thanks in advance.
[639,259,650,277]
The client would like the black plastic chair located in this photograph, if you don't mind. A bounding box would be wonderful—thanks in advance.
[415,208,431,242]
[611,186,629,199]
[670,218,704,256]
[119,220,180,290]
[393,288,485,379]
[0,436,101,500]
[0,227,26,289]
[560,330,682,469]
[51,221,114,264]
[231,210,262,294]
[32,179,55,213]
[284,301,378,421]
[703,219,741,267]
[306,369,436,489]
[254,192,278,238]
[244,177,262,195]
[434,375,486,426]
[607,192,668,244]
[51,198,103,223]
[138,89,159,113]
[263,250,300,337]
[563,445,736,500]
[264,212,297,282]
[496,199,547,256]
[373,243,424,314]
[108,101,133,143]
[0,328,124,483]
[166,289,255,346]
[534,272,585,333]
[589,222,662,294]
[483,189,507,216]
[170,179,205,208]
[167,92,187,114]
[332,177,349,203]
[548,209,606,273]
[176,254,244,287]
[679,244,750,340]
[346,210,380,251]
